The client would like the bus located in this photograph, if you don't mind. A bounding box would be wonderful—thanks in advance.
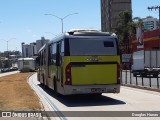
[18,58,35,72]
[37,30,121,95]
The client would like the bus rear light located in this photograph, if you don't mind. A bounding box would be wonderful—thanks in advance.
[117,64,121,84]
[65,63,72,85]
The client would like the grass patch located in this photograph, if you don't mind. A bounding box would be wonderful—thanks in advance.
[0,73,41,111]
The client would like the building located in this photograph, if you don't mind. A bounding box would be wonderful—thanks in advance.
[142,16,159,31]
[36,37,49,53]
[101,0,132,32]
[22,37,49,58]
[0,51,21,58]
[131,29,160,52]
[0,51,21,68]
[22,43,36,58]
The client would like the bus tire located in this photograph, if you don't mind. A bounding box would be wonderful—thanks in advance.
[53,78,61,96]
[37,73,40,82]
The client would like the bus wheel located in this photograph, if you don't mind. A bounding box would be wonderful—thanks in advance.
[37,74,40,82]
[53,78,61,97]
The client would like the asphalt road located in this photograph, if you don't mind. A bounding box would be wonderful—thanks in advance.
[29,73,160,120]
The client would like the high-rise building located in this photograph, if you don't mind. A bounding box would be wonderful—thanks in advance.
[21,43,36,58]
[142,16,159,31]
[101,0,132,32]
[21,37,49,58]
[36,37,49,53]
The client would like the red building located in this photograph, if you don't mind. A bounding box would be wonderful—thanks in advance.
[131,29,160,52]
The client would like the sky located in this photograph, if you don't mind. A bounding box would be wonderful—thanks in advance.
[0,0,159,52]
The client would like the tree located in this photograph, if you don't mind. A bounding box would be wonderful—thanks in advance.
[115,11,132,54]
[132,17,143,26]
[115,12,144,54]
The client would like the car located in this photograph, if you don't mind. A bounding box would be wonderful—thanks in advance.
[1,68,8,73]
[10,67,18,71]
[12,67,18,71]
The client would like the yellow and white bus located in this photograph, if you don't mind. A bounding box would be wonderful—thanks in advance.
[37,30,121,95]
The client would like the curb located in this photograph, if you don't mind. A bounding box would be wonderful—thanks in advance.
[27,72,49,120]
[122,84,160,92]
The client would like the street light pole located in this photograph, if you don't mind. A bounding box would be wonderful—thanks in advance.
[0,38,16,67]
[61,19,63,33]
[7,38,16,53]
[44,13,78,33]
[0,38,16,52]
[148,6,160,29]
[148,6,160,50]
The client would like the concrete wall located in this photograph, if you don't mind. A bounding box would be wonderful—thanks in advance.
[101,0,132,32]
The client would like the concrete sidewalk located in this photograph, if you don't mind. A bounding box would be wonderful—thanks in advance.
[0,71,19,77]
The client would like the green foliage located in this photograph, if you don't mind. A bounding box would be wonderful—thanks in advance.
[115,11,132,53]
[115,11,143,53]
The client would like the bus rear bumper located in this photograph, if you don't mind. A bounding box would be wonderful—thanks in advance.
[63,84,120,95]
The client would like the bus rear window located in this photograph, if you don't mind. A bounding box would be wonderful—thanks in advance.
[69,38,117,56]
[104,41,114,47]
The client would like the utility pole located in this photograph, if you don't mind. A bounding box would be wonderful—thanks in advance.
[148,6,160,29]
[148,6,160,49]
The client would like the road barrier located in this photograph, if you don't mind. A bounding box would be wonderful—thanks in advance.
[121,70,160,89]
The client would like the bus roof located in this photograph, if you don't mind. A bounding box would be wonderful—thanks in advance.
[49,30,117,45]
[38,30,118,53]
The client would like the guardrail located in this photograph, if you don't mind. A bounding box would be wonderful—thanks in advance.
[121,70,160,89]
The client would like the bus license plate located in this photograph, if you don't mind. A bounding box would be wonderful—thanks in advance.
[91,88,105,93]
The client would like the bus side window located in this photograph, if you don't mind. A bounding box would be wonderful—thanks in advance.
[56,40,64,66]
[44,50,46,65]
[60,41,64,57]
[39,53,41,66]
[59,41,64,65]
[41,51,43,65]
[51,43,57,65]
[48,45,52,65]
[56,43,61,66]
[41,51,44,66]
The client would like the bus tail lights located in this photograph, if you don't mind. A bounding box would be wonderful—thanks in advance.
[65,63,72,85]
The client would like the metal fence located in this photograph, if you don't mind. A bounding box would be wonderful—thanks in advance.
[121,70,160,89]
